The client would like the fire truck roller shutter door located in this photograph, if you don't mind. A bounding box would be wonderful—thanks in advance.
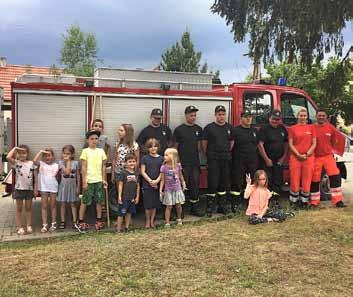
[94,96,163,151]
[168,99,232,131]
[16,93,87,159]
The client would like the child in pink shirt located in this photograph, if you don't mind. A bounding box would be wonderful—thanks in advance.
[244,170,293,224]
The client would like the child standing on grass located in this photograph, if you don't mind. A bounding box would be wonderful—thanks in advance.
[140,138,164,229]
[34,148,59,233]
[57,145,80,230]
[112,124,139,183]
[77,130,107,233]
[116,153,140,233]
[160,148,186,227]
[244,170,292,224]
[7,145,36,235]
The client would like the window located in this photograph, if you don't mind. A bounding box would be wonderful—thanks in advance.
[243,92,273,125]
[281,93,316,126]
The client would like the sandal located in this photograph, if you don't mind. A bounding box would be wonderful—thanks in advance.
[95,221,105,231]
[49,222,57,232]
[17,227,25,235]
[75,222,89,233]
[59,222,66,230]
[41,224,48,233]
[26,226,33,234]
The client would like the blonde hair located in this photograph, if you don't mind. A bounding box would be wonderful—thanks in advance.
[296,107,308,118]
[253,170,268,188]
[164,148,180,170]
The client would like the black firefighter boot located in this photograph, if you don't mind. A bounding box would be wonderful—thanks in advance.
[217,192,232,215]
[206,194,217,217]
[190,195,207,217]
[230,192,241,214]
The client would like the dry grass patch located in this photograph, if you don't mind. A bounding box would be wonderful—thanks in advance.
[0,207,352,297]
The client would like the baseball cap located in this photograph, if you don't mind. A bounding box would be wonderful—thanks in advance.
[151,108,163,117]
[185,105,199,114]
[215,105,226,113]
[270,109,282,119]
[240,109,253,117]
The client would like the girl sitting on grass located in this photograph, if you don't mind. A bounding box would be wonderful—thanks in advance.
[244,170,292,224]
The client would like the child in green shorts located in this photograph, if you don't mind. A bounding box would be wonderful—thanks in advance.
[76,130,108,233]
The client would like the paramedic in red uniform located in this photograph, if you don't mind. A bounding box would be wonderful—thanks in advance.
[310,109,346,208]
[288,108,316,206]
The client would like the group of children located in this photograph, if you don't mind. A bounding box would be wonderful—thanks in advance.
[8,118,287,236]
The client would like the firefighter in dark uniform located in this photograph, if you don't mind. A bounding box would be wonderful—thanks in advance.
[230,109,258,211]
[137,108,173,155]
[202,105,234,216]
[258,109,288,200]
[174,106,203,215]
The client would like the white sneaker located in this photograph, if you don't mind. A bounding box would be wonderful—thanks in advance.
[177,219,183,226]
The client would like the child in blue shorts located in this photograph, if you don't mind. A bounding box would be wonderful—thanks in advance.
[116,153,140,233]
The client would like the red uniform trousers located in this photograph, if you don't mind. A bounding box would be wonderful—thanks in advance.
[310,155,343,206]
[289,155,315,203]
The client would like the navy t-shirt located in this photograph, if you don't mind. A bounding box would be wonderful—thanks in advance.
[232,125,258,160]
[203,122,234,160]
[173,123,203,167]
[137,124,172,155]
[140,154,164,189]
[258,124,288,160]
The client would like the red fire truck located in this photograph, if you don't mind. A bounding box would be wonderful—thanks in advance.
[10,68,348,194]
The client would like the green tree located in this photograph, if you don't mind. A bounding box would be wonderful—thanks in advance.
[211,0,353,66]
[161,31,203,72]
[160,31,220,79]
[60,24,99,76]
[265,58,353,123]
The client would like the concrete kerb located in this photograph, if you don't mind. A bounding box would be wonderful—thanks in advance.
[0,212,240,245]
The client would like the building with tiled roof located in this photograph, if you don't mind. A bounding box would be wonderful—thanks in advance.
[0,57,59,104]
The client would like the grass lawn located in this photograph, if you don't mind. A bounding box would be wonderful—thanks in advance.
[0,206,352,297]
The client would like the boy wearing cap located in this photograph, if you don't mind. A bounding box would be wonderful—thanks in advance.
[174,106,203,215]
[77,130,108,233]
[258,110,288,198]
[202,105,234,216]
[230,109,258,211]
[137,108,173,155]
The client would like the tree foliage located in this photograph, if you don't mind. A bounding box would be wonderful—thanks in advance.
[265,58,353,123]
[160,31,203,72]
[160,31,220,78]
[211,0,353,66]
[60,24,99,77]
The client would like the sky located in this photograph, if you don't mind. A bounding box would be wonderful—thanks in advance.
[1,0,353,83]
